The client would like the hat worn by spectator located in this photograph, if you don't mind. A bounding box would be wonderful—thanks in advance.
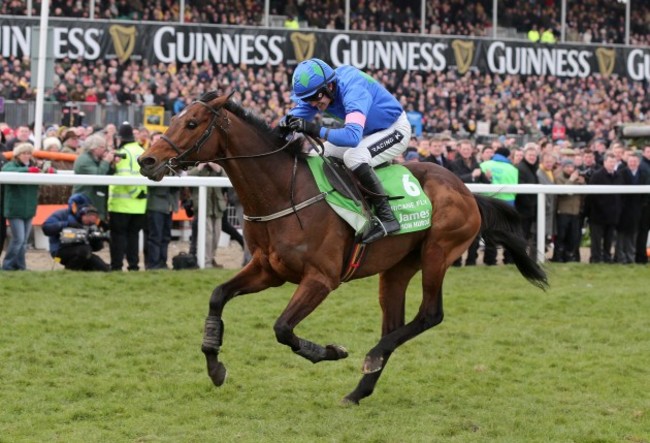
[118,122,135,142]
[13,142,34,157]
[78,205,100,217]
[61,129,78,143]
[2,127,13,138]
[42,136,62,151]
[68,193,93,215]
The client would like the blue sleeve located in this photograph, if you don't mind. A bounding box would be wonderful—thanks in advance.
[323,78,372,147]
[322,123,364,147]
[42,211,76,237]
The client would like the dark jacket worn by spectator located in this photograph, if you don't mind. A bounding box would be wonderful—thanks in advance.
[584,167,625,226]
[585,160,625,263]
[422,152,450,169]
[515,158,539,219]
[449,156,490,184]
[617,164,649,233]
[145,185,180,270]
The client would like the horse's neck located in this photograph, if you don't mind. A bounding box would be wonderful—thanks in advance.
[221,136,307,217]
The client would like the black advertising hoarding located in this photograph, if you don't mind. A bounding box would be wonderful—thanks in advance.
[1,17,648,81]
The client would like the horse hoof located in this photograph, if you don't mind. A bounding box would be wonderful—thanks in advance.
[362,355,383,374]
[326,344,349,360]
[341,395,360,406]
[209,361,228,387]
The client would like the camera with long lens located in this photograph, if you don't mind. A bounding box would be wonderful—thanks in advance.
[86,224,110,241]
[114,152,127,159]
[60,225,110,245]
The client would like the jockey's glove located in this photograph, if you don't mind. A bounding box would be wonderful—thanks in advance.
[286,116,321,139]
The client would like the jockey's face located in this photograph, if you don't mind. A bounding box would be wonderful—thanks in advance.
[308,93,331,112]
[306,84,333,112]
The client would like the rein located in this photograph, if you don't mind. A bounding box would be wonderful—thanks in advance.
[160,100,296,170]
[160,96,321,226]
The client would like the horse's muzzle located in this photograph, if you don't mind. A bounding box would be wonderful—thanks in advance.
[138,157,167,182]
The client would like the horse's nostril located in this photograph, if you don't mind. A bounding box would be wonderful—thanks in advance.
[139,156,156,167]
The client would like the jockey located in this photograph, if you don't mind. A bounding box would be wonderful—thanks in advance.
[281,58,411,244]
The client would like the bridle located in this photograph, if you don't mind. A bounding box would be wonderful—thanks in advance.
[154,93,316,229]
[158,97,294,173]
[159,100,230,171]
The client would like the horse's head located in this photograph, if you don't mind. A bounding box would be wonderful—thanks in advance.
[138,91,231,181]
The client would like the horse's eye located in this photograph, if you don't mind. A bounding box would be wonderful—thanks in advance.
[187,120,198,129]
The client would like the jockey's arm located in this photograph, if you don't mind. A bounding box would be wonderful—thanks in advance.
[287,103,365,147]
[323,120,363,147]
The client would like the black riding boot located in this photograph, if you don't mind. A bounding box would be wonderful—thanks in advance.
[353,164,400,244]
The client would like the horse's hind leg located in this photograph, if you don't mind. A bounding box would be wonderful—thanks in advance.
[344,247,446,404]
[202,262,283,387]
[273,275,348,363]
[343,258,419,404]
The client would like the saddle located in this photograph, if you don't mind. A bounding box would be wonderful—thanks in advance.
[321,158,397,214]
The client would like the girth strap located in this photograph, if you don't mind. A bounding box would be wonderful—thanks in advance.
[243,192,329,222]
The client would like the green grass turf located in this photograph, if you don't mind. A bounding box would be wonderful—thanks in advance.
[0,264,647,442]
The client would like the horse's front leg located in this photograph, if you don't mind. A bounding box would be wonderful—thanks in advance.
[202,261,283,387]
[273,277,348,363]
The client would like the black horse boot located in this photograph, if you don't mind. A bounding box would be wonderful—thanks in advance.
[353,163,401,244]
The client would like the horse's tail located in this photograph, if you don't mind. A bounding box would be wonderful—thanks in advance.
[474,194,548,290]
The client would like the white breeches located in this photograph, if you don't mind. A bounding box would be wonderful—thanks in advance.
[323,111,411,171]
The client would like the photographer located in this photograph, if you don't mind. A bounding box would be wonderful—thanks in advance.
[42,194,110,271]
[72,133,119,221]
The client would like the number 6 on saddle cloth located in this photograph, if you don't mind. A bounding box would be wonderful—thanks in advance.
[307,156,433,237]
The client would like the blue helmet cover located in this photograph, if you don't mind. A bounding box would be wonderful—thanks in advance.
[291,58,336,101]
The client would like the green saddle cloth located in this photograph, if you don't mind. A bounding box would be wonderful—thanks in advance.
[306,156,433,235]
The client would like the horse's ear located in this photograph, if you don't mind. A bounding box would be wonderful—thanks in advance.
[207,90,237,109]
[210,94,230,108]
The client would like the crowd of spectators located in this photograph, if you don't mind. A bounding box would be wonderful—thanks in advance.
[2,114,648,268]
[2,0,648,45]
[2,57,649,149]
[0,2,648,268]
[399,134,650,265]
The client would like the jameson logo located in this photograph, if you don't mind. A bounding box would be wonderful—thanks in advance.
[290,32,315,62]
[451,40,475,74]
[595,47,616,77]
[109,25,137,63]
[392,198,431,230]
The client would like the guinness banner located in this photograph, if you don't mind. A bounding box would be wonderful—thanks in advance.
[1,17,648,82]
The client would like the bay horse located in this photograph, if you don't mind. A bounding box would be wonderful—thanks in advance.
[138,91,547,405]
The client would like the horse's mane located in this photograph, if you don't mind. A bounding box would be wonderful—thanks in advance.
[199,90,304,157]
